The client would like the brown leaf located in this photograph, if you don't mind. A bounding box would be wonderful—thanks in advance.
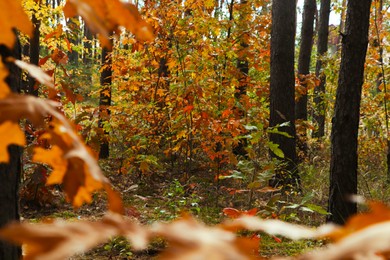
[0,121,26,162]
[12,59,54,88]
[152,214,262,260]
[0,213,148,260]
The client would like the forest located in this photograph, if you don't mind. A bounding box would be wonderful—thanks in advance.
[0,0,390,259]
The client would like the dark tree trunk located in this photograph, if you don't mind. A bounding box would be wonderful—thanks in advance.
[98,46,112,159]
[327,0,372,224]
[269,0,299,188]
[0,38,22,260]
[295,0,316,159]
[313,0,331,138]
[234,0,249,157]
[67,17,79,66]
[83,24,93,65]
[28,14,40,96]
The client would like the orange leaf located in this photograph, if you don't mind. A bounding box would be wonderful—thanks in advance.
[327,201,390,241]
[223,208,241,219]
[183,105,194,114]
[64,0,154,48]
[0,0,32,48]
[0,121,26,162]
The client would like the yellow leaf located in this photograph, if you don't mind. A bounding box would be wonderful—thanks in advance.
[0,121,26,163]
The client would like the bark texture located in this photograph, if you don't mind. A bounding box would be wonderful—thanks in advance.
[313,0,331,138]
[99,46,112,159]
[0,41,22,260]
[328,0,372,224]
[296,0,316,159]
[269,0,299,188]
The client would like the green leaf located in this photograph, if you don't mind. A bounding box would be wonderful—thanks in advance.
[305,203,329,215]
[268,142,284,158]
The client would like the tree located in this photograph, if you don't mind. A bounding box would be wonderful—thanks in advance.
[327,0,372,224]
[312,0,331,138]
[99,44,112,159]
[269,0,298,188]
[0,40,22,260]
[295,0,316,159]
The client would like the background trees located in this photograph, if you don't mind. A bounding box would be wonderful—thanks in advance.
[328,0,372,224]
[269,0,298,188]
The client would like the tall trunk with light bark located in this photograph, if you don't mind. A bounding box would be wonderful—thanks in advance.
[296,0,316,159]
[328,0,372,224]
[313,0,331,138]
[269,0,299,188]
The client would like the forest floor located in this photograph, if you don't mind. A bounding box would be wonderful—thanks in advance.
[20,166,327,259]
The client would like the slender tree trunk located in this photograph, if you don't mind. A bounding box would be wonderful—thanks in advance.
[67,17,79,66]
[327,0,372,224]
[234,0,250,157]
[269,0,299,189]
[0,38,22,260]
[313,0,331,138]
[296,0,316,159]
[28,14,40,96]
[98,45,112,159]
[83,23,93,65]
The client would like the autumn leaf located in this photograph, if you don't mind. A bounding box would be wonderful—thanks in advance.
[151,214,261,260]
[0,213,148,260]
[0,121,26,162]
[64,0,154,48]
[0,0,32,48]
[11,58,54,88]
[0,94,123,212]
[327,201,390,241]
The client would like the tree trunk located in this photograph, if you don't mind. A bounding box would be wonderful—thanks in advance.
[98,46,112,159]
[83,23,93,65]
[0,39,22,260]
[234,0,250,157]
[327,0,372,224]
[28,14,40,96]
[67,17,79,66]
[295,0,316,159]
[269,0,299,189]
[312,0,331,138]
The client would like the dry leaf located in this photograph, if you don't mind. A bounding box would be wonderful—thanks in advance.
[12,59,54,88]
[299,221,390,260]
[151,214,262,260]
[0,213,147,260]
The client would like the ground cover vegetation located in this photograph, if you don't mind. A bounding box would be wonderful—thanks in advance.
[0,0,390,259]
